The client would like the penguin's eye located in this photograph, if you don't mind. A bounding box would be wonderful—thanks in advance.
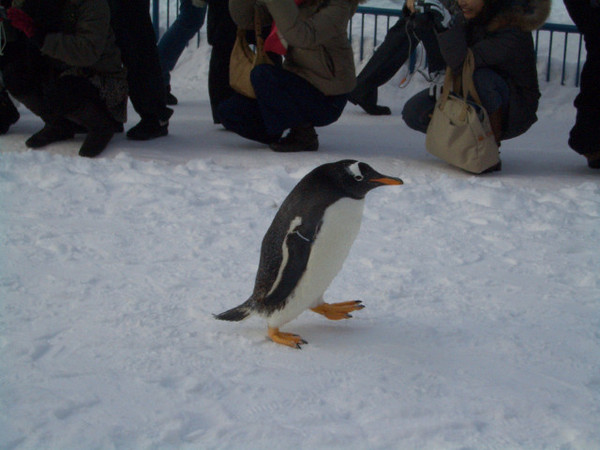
[354,175,364,182]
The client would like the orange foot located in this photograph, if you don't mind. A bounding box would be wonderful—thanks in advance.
[311,301,365,320]
[268,327,307,349]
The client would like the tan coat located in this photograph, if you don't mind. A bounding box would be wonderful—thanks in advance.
[229,0,359,95]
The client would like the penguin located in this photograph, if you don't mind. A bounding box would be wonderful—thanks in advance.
[215,160,403,348]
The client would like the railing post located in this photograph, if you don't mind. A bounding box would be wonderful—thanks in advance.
[561,32,568,85]
[546,30,553,83]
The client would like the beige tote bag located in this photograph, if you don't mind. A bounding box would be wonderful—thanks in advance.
[425,50,500,174]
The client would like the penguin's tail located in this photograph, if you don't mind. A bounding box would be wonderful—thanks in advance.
[214,300,252,322]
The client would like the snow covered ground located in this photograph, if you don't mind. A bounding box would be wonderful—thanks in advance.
[1,17,599,450]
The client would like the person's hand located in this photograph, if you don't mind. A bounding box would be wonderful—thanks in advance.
[414,0,453,30]
[6,7,35,38]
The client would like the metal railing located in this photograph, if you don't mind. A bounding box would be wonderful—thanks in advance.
[150,1,585,87]
[535,23,584,86]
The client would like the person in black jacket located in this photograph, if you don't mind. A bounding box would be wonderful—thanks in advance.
[563,0,599,169]
[402,0,549,171]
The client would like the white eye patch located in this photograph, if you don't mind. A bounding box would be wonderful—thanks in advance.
[347,162,363,179]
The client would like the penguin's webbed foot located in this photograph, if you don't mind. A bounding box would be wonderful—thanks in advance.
[268,327,307,349]
[311,300,364,320]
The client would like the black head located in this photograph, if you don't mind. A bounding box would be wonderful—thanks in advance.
[316,160,403,200]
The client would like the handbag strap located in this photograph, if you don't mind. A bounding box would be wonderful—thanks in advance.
[253,5,273,65]
[438,49,483,121]
[234,7,265,47]
[439,67,454,108]
[461,49,483,106]
[439,64,470,121]
[254,5,263,43]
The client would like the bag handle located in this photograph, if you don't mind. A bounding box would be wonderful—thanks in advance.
[439,63,469,121]
[438,49,483,121]
[253,5,273,65]
[461,49,483,106]
[234,6,265,53]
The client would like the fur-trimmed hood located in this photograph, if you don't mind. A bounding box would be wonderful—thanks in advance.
[485,0,551,32]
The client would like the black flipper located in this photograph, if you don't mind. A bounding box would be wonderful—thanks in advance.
[261,225,314,311]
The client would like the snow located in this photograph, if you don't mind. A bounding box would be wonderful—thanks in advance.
[1,14,599,450]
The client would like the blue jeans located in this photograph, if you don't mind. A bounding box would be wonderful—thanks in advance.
[218,64,348,144]
[402,68,509,133]
[157,0,207,88]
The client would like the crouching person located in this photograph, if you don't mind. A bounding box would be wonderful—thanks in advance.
[217,0,362,152]
[5,0,127,158]
[401,0,549,169]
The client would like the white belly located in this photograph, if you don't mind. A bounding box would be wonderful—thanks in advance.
[267,198,365,328]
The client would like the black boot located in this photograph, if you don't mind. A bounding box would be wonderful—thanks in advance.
[269,124,319,152]
[585,151,600,169]
[26,121,76,148]
[0,90,20,135]
[126,108,173,141]
[67,101,118,158]
[348,96,391,116]
[348,90,391,116]
[166,86,178,106]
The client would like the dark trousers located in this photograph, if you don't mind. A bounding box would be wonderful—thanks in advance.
[157,0,207,88]
[402,68,509,133]
[218,64,347,144]
[108,0,170,121]
[563,0,600,155]
[206,0,238,123]
[349,14,445,107]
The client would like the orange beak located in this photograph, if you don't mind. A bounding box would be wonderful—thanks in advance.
[370,177,404,186]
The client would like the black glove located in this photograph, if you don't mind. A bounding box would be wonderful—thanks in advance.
[414,0,453,31]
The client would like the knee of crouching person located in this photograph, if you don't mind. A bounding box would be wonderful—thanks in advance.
[402,93,433,133]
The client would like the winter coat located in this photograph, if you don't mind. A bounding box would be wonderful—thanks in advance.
[437,0,550,139]
[19,0,128,122]
[229,0,361,96]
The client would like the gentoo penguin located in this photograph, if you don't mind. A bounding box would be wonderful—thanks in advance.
[215,160,403,348]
